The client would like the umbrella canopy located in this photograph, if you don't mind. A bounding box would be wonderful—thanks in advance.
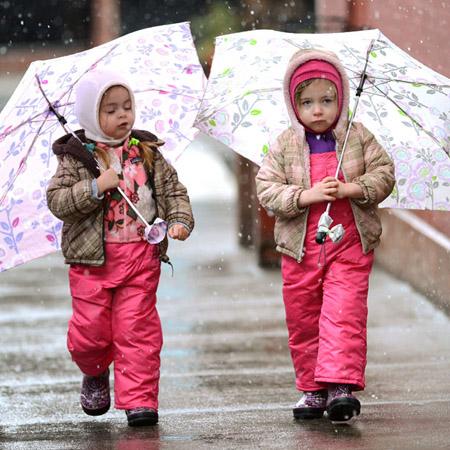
[194,28,450,211]
[0,22,206,272]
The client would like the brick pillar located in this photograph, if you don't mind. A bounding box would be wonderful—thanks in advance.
[236,155,279,267]
[347,0,368,30]
[253,204,279,268]
[91,0,121,46]
[236,155,256,248]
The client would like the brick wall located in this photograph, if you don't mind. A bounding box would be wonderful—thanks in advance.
[316,0,450,76]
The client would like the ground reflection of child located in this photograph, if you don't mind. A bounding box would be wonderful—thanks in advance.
[46,70,194,427]
[256,49,395,423]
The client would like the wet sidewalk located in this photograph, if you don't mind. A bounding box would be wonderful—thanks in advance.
[0,201,449,449]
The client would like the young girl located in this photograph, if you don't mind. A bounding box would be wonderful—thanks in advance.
[46,69,194,427]
[256,49,395,423]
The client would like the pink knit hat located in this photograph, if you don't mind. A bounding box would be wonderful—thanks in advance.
[289,59,343,130]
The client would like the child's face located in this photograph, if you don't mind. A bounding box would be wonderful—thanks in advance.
[99,85,135,140]
[296,79,338,133]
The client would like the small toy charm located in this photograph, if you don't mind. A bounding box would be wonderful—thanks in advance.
[144,218,168,244]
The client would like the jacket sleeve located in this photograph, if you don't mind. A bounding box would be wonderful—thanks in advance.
[46,154,103,224]
[351,123,396,207]
[255,136,306,219]
[158,156,194,232]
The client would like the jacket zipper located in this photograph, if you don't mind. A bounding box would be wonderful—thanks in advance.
[296,208,309,262]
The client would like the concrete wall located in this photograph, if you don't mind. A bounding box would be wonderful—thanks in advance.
[376,209,450,314]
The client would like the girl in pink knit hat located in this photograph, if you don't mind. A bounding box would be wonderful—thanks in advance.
[256,49,395,423]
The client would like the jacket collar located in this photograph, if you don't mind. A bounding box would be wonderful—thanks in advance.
[52,129,163,177]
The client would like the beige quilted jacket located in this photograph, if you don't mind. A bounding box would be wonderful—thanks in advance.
[255,49,395,261]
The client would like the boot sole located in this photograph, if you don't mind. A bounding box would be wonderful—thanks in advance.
[326,397,360,423]
[82,403,110,416]
[293,407,325,420]
[127,412,159,427]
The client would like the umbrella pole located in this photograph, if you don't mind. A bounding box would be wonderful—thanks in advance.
[315,82,366,244]
[116,186,151,228]
[315,39,375,245]
[92,157,152,229]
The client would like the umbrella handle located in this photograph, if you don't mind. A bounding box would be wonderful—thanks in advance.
[315,231,328,245]
[315,211,333,245]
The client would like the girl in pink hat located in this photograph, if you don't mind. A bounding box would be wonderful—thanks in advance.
[47,69,194,427]
[256,49,395,423]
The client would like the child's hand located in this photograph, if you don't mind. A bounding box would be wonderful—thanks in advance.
[334,180,364,200]
[97,168,120,194]
[299,176,338,206]
[168,223,190,241]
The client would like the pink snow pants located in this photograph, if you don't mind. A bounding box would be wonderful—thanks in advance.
[68,241,162,410]
[281,152,374,392]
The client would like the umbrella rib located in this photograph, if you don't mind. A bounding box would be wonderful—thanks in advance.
[1,98,74,143]
[343,66,363,77]
[358,76,444,112]
[192,65,209,127]
[367,76,450,89]
[343,65,450,90]
[0,110,54,141]
[366,78,440,111]
[367,87,430,110]
[366,78,449,156]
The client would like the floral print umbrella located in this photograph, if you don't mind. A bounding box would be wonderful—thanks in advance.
[0,22,206,272]
[194,28,450,211]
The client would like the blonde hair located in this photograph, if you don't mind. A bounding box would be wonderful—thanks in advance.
[94,140,161,172]
[294,78,337,106]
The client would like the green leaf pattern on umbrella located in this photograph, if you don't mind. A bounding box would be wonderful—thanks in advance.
[194,28,450,211]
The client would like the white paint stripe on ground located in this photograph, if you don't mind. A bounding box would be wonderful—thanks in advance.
[2,398,450,429]
[161,397,450,416]
[1,360,448,388]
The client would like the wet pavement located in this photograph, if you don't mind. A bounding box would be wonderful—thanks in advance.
[0,201,449,449]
